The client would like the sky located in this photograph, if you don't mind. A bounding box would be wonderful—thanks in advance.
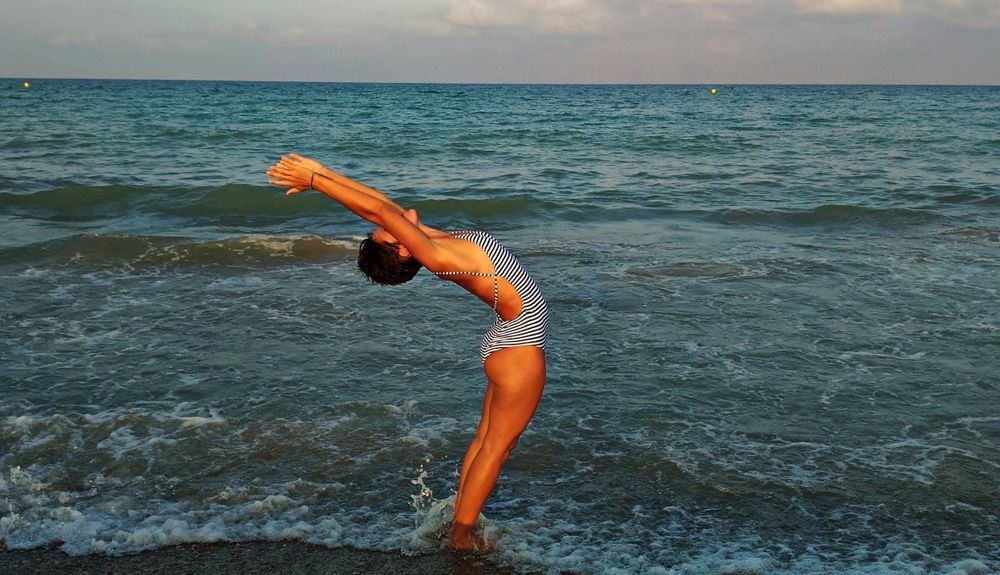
[0,0,997,84]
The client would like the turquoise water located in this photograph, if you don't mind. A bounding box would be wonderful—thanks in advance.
[1,80,998,574]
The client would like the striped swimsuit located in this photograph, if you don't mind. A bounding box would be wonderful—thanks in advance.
[436,231,549,362]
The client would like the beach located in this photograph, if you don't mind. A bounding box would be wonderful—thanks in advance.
[0,541,529,575]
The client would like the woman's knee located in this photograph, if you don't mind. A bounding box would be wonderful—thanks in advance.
[504,438,520,461]
[471,427,489,450]
[480,432,519,460]
[478,437,510,460]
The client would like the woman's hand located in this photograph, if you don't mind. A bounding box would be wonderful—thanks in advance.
[266,153,326,196]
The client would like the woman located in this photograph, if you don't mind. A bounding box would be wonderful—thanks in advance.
[267,154,549,552]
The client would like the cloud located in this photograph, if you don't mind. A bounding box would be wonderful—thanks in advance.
[779,0,998,26]
[420,0,610,35]
[406,0,1000,47]
[617,0,997,28]
[205,19,320,48]
[443,0,515,28]
[921,0,1000,28]
[630,0,759,27]
[794,0,903,16]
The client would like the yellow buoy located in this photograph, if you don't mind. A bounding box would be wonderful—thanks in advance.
[23,81,30,88]
[710,88,717,95]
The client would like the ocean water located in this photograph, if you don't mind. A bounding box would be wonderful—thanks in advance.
[1,80,998,575]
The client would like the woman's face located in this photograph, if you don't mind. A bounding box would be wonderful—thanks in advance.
[370,208,420,250]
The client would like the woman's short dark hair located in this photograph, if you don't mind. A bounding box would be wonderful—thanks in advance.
[357,235,422,285]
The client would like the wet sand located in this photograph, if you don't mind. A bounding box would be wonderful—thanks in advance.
[0,540,538,575]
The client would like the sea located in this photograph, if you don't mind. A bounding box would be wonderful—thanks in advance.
[1,80,998,575]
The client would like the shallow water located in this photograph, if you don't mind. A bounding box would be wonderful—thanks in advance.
[1,80,998,574]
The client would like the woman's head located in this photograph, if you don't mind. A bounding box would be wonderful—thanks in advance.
[357,209,424,285]
[358,229,422,285]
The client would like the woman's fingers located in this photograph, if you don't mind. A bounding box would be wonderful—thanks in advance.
[267,166,299,179]
[267,156,311,196]
[273,153,303,166]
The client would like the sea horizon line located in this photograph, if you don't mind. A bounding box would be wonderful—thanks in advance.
[4,77,998,88]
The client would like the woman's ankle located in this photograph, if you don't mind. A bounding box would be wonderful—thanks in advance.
[449,521,475,538]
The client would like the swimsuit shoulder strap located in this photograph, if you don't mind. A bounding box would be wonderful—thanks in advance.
[437,231,499,311]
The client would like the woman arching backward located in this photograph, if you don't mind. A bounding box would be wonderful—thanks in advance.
[267,154,549,552]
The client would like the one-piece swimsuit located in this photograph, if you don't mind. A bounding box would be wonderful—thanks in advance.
[436,231,549,362]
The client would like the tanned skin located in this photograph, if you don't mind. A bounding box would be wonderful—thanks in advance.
[267,154,545,552]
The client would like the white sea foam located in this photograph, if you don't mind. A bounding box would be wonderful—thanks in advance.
[244,495,296,516]
[1,462,994,575]
[2,401,995,574]
[945,559,991,575]
[177,408,226,429]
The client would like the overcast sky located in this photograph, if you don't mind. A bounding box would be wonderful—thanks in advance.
[1,0,997,84]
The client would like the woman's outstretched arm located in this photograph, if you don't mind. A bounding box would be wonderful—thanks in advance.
[266,154,447,269]
[267,154,392,219]
[274,154,405,212]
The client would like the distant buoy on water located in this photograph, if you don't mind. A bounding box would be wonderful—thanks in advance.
[710,88,717,95]
[23,81,30,88]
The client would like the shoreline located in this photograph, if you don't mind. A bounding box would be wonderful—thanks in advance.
[0,540,537,575]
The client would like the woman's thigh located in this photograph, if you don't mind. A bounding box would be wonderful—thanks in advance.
[483,346,546,389]
[480,346,546,450]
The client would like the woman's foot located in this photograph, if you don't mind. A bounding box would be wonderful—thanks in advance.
[449,524,495,553]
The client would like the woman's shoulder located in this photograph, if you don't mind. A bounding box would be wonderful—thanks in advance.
[431,231,494,274]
